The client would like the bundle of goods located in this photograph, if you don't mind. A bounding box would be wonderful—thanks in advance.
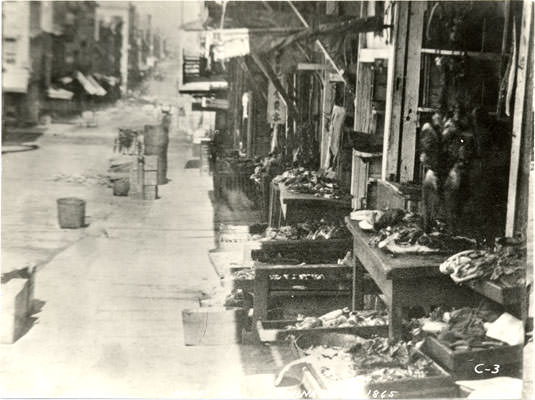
[361,209,476,254]
[249,154,284,184]
[223,289,253,309]
[286,308,387,330]
[273,168,350,200]
[263,220,351,241]
[215,157,256,175]
[440,239,526,287]
[231,269,255,281]
[300,336,440,384]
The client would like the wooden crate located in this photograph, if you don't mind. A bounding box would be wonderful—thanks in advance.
[250,238,352,264]
[465,280,523,306]
[376,180,421,212]
[293,333,456,399]
[422,336,523,380]
[256,319,387,342]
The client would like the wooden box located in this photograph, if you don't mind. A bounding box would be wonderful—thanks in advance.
[256,319,387,342]
[293,333,456,399]
[422,336,523,380]
[376,180,421,213]
[465,280,523,306]
[0,279,30,343]
[250,239,352,264]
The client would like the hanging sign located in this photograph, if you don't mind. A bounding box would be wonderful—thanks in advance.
[267,81,287,124]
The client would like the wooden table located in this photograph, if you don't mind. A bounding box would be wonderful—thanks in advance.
[270,183,351,227]
[252,261,381,339]
[346,218,478,338]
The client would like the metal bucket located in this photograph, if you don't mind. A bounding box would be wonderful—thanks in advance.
[113,178,130,196]
[57,197,85,229]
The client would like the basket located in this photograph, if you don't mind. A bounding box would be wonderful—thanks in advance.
[57,197,85,229]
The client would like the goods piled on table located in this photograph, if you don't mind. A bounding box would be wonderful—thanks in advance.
[286,308,387,330]
[440,241,526,287]
[273,167,350,200]
[359,208,476,254]
[262,220,351,241]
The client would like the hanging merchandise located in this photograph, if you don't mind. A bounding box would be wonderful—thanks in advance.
[242,92,249,120]
[328,105,346,164]
[270,124,279,153]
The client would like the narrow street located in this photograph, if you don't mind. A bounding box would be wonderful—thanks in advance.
[1,61,283,398]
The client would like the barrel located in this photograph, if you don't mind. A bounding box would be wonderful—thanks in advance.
[57,198,85,229]
[144,124,168,185]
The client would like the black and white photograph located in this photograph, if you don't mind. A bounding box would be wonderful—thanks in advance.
[1,0,533,398]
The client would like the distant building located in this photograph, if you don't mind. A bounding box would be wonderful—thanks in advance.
[95,1,129,94]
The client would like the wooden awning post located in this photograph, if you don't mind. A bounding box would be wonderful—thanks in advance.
[506,0,533,237]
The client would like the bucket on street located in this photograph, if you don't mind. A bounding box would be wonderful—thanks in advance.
[112,178,130,196]
[57,197,86,229]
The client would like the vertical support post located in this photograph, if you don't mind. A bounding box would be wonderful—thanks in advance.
[399,1,426,182]
[246,91,254,158]
[384,1,409,181]
[506,0,533,236]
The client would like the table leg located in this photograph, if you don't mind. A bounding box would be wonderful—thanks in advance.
[353,256,365,311]
[253,270,270,339]
[389,283,405,339]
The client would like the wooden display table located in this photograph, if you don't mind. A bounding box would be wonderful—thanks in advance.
[268,182,352,227]
[346,217,478,339]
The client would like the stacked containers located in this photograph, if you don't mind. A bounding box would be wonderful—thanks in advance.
[143,124,169,185]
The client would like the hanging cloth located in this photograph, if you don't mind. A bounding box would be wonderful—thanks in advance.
[329,105,346,163]
[270,124,279,153]
[505,19,517,117]
[242,92,249,121]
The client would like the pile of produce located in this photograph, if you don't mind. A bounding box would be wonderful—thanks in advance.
[440,244,526,286]
[365,209,476,254]
[287,308,388,330]
[273,168,349,200]
[263,220,350,241]
[230,269,327,281]
[302,336,438,383]
[231,269,255,280]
